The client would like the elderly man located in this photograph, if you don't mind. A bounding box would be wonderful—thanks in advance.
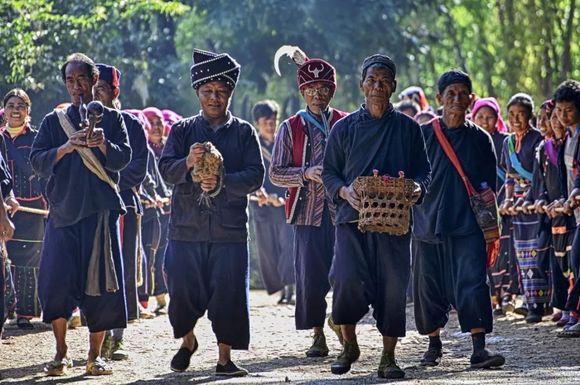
[31,53,131,376]
[412,70,505,369]
[270,47,347,357]
[322,54,431,379]
[159,48,264,377]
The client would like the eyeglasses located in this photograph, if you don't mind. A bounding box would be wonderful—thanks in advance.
[303,86,331,97]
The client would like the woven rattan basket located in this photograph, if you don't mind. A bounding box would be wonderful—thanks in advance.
[352,176,416,235]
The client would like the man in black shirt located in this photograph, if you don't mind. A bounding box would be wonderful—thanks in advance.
[412,70,505,369]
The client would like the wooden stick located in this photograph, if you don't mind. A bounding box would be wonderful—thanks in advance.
[19,206,49,216]
[4,204,49,216]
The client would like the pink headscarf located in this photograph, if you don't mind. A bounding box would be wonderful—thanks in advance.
[471,97,507,133]
[142,107,164,122]
[123,109,151,136]
[162,109,183,136]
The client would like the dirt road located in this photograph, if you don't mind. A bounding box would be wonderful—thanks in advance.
[1,291,579,384]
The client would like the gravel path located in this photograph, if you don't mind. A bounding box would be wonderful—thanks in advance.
[1,290,579,384]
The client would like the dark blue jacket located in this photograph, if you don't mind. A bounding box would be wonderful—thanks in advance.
[30,105,131,227]
[158,113,264,243]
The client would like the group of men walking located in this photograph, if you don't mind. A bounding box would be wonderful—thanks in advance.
[2,44,578,381]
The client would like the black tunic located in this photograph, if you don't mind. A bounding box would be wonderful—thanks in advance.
[119,111,148,213]
[413,119,497,241]
[0,148,13,329]
[323,106,431,225]
[30,105,131,227]
[3,126,45,317]
[158,113,264,243]
[500,128,543,196]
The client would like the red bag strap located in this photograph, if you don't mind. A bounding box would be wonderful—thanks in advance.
[431,118,478,197]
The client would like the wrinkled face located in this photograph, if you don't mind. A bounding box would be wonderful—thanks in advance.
[147,116,165,142]
[65,61,97,106]
[93,80,115,107]
[4,96,29,128]
[536,108,552,137]
[436,83,472,115]
[256,116,278,140]
[507,104,531,134]
[360,65,396,107]
[474,106,498,134]
[196,81,232,121]
[555,101,580,128]
[301,81,333,116]
[550,109,566,138]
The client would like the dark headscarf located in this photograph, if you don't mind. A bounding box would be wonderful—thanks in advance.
[190,48,240,90]
[437,69,472,94]
[361,54,396,79]
[96,63,121,88]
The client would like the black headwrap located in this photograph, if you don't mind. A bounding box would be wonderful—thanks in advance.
[190,48,241,90]
[361,54,396,79]
[437,70,472,94]
[96,63,121,88]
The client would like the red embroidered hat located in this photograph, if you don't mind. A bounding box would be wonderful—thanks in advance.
[274,45,336,92]
[297,59,336,91]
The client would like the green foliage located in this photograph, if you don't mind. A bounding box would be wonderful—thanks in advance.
[0,0,577,124]
[403,0,579,107]
[0,0,190,123]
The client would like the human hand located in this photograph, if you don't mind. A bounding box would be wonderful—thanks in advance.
[67,130,88,149]
[409,182,422,205]
[521,201,535,214]
[186,143,206,169]
[304,165,323,183]
[533,200,547,214]
[339,184,360,210]
[499,199,514,215]
[200,174,218,193]
[564,189,580,212]
[85,127,105,148]
[0,214,15,241]
[255,188,269,206]
[547,200,565,218]
[5,197,19,217]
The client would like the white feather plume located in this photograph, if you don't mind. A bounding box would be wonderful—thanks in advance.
[274,45,309,76]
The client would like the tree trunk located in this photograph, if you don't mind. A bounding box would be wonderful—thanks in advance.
[560,0,577,82]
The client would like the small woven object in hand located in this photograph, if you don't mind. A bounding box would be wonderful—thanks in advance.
[352,171,416,235]
[191,142,223,206]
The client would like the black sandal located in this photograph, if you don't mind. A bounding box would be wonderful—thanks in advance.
[17,317,34,330]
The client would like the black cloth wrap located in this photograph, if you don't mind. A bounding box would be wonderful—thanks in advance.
[437,70,472,94]
[361,54,396,79]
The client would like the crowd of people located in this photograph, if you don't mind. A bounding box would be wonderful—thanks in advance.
[0,45,578,381]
